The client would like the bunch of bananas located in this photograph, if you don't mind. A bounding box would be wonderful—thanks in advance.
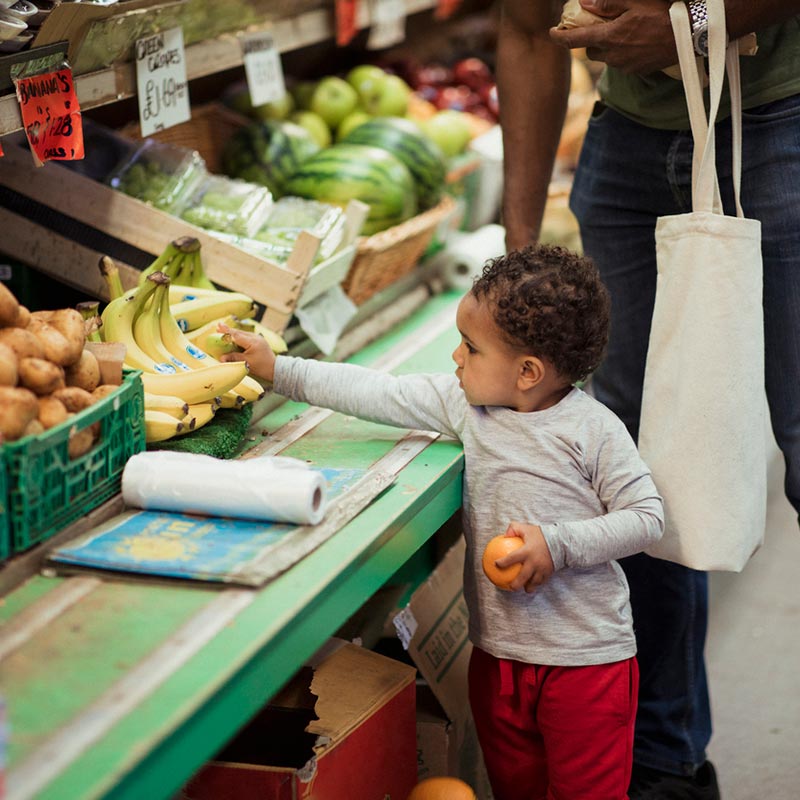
[99,237,286,444]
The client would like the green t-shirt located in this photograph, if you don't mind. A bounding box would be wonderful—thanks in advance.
[598,19,800,129]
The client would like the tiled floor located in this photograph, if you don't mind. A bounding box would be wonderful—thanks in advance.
[707,444,800,799]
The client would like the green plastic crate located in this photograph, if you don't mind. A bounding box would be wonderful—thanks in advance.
[0,450,8,561]
[4,371,145,555]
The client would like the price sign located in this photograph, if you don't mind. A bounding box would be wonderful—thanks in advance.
[367,0,406,50]
[135,27,191,137]
[241,32,286,107]
[15,68,84,166]
[335,0,359,47]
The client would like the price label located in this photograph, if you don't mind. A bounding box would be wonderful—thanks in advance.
[367,0,406,50]
[335,0,359,47]
[241,32,286,107]
[135,27,191,137]
[15,68,84,166]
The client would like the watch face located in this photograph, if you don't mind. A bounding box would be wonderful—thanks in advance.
[698,30,709,53]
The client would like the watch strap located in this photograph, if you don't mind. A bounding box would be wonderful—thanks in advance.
[687,0,709,56]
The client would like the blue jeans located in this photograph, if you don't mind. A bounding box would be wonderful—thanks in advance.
[569,94,800,775]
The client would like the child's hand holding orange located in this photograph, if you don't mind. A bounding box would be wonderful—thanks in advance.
[218,323,277,382]
[483,522,555,593]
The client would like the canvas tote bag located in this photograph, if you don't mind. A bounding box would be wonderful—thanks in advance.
[638,0,767,571]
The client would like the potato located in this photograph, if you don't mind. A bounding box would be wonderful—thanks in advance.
[26,318,72,366]
[0,386,39,441]
[18,357,66,396]
[0,342,17,386]
[91,384,119,402]
[49,308,86,365]
[52,386,95,413]
[0,281,20,327]
[68,426,95,459]
[22,419,45,438]
[13,305,31,328]
[65,348,100,392]
[0,327,44,360]
[38,395,68,430]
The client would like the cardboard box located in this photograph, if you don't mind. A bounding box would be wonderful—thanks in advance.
[183,641,417,800]
[393,538,492,799]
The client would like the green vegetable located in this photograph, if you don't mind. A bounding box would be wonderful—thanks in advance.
[222,120,320,197]
[341,116,446,210]
[283,143,417,235]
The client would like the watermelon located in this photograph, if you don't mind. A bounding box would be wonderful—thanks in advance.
[222,120,320,197]
[283,143,418,235]
[341,116,446,210]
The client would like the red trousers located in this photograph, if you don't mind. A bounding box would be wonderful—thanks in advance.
[468,647,638,800]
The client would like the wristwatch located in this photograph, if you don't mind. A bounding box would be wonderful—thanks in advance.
[687,0,709,57]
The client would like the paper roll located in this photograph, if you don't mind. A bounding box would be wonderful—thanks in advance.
[432,224,507,291]
[122,451,327,525]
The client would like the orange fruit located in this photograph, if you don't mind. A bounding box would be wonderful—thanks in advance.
[407,776,477,800]
[482,535,525,590]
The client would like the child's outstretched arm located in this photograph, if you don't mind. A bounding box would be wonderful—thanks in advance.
[218,324,276,382]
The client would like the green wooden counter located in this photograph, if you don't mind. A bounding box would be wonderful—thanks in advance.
[0,291,465,800]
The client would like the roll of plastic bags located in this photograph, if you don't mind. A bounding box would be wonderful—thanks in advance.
[121,451,327,525]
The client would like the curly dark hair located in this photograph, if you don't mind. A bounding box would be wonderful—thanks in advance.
[471,243,610,384]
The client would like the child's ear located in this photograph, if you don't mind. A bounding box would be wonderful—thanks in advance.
[518,356,545,390]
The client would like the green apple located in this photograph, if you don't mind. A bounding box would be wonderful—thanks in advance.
[310,76,359,129]
[336,109,371,141]
[290,80,317,110]
[420,110,473,157]
[227,88,254,116]
[252,91,294,122]
[290,110,332,148]
[358,74,411,117]
[346,64,386,94]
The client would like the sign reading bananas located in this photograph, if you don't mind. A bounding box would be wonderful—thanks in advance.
[14,67,84,167]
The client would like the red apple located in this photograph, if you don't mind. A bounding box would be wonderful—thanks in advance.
[415,85,439,104]
[453,58,493,91]
[412,63,454,89]
[436,85,476,112]
[487,84,499,116]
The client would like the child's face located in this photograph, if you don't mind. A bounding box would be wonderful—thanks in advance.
[452,292,524,408]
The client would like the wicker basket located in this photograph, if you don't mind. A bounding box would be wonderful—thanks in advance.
[343,195,456,305]
[119,103,249,173]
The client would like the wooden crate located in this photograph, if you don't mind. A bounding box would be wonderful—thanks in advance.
[343,194,457,305]
[117,103,250,174]
[0,140,319,334]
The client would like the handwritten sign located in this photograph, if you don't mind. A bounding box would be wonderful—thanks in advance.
[135,27,190,137]
[15,68,84,166]
[367,0,406,50]
[335,0,359,46]
[241,32,286,107]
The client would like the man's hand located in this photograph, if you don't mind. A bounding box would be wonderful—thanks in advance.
[494,522,555,593]
[551,0,677,75]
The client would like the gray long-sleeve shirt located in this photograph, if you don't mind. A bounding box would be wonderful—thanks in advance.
[275,356,664,666]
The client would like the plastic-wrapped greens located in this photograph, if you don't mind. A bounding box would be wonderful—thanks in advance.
[108,140,206,214]
[181,174,273,238]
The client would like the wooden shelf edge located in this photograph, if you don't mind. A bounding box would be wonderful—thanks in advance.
[0,0,437,137]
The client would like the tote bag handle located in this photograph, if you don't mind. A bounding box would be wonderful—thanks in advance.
[670,0,743,217]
